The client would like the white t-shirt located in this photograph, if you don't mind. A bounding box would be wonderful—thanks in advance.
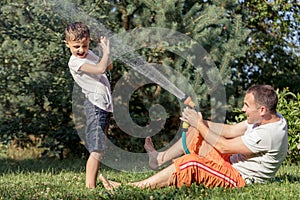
[68,50,113,112]
[230,113,288,183]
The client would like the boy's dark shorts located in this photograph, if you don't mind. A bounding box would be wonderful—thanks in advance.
[84,99,109,153]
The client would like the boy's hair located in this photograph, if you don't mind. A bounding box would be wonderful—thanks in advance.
[65,22,90,42]
[246,85,278,114]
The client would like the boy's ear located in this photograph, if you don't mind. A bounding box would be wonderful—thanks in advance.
[64,40,69,48]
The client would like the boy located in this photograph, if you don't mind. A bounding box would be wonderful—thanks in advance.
[65,22,113,188]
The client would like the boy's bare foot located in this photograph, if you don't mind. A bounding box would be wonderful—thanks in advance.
[144,137,159,170]
[99,174,121,190]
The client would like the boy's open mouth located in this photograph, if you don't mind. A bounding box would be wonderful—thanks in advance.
[77,52,85,57]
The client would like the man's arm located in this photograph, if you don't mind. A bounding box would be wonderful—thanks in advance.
[181,108,252,154]
[205,120,247,139]
[197,123,252,154]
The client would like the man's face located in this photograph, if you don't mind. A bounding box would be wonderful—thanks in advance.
[242,93,262,124]
[66,37,90,59]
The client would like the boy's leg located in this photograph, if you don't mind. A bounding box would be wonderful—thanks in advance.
[99,174,121,190]
[86,152,102,188]
[145,127,199,169]
[84,99,109,188]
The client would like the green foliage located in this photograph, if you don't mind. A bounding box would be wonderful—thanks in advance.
[233,0,300,93]
[106,0,250,145]
[277,88,300,163]
[0,0,299,162]
[0,0,78,158]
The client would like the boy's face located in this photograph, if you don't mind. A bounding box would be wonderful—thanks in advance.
[66,37,90,59]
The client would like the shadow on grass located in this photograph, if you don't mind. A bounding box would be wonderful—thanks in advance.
[273,163,300,183]
[0,157,88,174]
[274,174,300,183]
[0,155,117,176]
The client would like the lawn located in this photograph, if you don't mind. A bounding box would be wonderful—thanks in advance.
[0,145,299,200]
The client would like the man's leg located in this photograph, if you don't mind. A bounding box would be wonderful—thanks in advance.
[130,164,176,189]
[100,164,176,190]
[144,127,199,170]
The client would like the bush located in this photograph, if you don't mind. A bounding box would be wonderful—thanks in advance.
[0,0,79,158]
[277,88,300,163]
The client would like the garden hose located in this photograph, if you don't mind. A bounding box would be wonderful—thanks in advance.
[181,96,196,154]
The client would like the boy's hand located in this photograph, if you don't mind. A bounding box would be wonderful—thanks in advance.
[99,36,110,55]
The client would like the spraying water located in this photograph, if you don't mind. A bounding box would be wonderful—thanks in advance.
[52,0,188,102]
[50,0,226,172]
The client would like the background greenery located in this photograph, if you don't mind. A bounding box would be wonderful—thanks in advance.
[0,0,299,163]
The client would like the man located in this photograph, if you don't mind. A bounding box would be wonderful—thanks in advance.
[100,85,288,189]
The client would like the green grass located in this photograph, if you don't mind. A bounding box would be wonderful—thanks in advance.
[0,145,299,200]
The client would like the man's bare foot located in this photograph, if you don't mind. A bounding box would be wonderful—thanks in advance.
[99,174,121,190]
[144,137,160,170]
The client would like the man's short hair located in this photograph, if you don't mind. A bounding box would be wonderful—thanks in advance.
[246,85,278,114]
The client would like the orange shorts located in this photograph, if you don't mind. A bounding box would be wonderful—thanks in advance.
[169,127,245,188]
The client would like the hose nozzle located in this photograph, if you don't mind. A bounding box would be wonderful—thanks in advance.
[183,96,196,108]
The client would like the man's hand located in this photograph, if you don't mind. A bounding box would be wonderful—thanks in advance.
[180,107,203,128]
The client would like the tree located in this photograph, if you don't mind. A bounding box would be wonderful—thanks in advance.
[0,0,250,155]
[232,0,300,93]
[0,0,77,158]
[94,0,250,149]
[1,0,298,161]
